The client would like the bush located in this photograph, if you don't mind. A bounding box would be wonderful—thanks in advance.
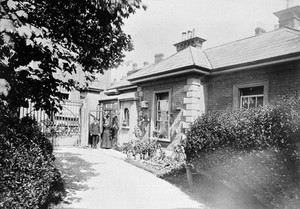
[0,110,64,208]
[185,97,300,209]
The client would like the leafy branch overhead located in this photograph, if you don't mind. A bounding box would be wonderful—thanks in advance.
[0,0,145,114]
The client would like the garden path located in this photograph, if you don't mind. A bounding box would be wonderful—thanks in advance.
[53,147,208,209]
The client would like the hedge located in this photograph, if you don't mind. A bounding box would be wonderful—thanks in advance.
[185,97,300,209]
[0,109,64,209]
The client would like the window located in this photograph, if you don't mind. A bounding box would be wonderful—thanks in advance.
[123,108,129,127]
[154,92,169,140]
[233,81,269,109]
[58,92,69,100]
[240,86,264,109]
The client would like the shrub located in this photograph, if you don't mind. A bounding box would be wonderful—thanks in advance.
[185,98,300,209]
[0,110,64,208]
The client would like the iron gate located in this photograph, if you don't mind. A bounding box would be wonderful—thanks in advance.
[20,101,83,146]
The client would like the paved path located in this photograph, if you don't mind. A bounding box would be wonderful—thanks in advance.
[53,147,208,209]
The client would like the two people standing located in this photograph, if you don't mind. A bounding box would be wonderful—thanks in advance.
[89,114,119,149]
[101,115,119,149]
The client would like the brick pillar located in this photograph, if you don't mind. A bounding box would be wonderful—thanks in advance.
[182,78,205,130]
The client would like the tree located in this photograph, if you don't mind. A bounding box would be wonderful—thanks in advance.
[0,0,146,115]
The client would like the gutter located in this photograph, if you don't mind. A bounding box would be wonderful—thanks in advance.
[211,55,300,75]
[129,54,300,83]
[129,66,210,84]
[117,85,137,91]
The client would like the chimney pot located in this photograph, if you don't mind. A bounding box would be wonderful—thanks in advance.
[182,32,187,41]
[188,30,192,39]
[143,61,149,67]
[286,0,300,8]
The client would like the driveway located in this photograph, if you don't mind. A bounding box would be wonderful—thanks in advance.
[53,147,208,209]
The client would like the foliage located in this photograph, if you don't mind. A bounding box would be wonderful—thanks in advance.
[185,97,300,208]
[0,0,145,114]
[172,141,186,162]
[134,138,158,157]
[0,107,65,208]
[134,111,150,139]
[121,138,160,160]
[153,129,168,139]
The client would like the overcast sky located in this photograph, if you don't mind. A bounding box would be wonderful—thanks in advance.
[111,0,295,81]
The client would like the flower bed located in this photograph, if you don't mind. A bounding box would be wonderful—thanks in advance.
[119,139,186,177]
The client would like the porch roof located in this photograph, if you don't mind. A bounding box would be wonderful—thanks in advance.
[98,92,118,102]
[107,77,136,91]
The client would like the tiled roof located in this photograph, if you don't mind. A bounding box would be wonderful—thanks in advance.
[128,47,211,80]
[107,78,132,90]
[205,27,300,69]
[129,27,300,81]
[107,68,144,90]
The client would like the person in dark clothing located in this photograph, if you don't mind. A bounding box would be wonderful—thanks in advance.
[111,115,119,147]
[101,114,112,149]
[89,118,102,149]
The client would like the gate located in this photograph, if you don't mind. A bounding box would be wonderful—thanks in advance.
[20,101,83,146]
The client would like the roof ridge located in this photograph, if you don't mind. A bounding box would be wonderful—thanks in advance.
[204,28,288,52]
[203,50,213,69]
[189,47,195,65]
[190,46,213,69]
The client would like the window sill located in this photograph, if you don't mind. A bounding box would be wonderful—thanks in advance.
[151,137,171,142]
[121,126,130,130]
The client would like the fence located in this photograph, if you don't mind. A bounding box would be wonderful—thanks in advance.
[20,101,83,146]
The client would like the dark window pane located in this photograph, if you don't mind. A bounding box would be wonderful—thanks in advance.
[257,96,263,107]
[242,97,248,108]
[240,86,263,96]
[249,97,255,108]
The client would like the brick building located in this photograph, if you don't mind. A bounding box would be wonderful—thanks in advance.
[101,4,300,146]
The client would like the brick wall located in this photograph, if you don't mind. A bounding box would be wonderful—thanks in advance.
[205,62,300,111]
[140,75,187,111]
[138,75,189,142]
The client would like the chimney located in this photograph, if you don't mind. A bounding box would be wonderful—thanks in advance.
[174,29,206,52]
[132,63,138,70]
[143,61,149,67]
[273,0,300,29]
[155,53,164,64]
[127,63,140,76]
[255,22,266,35]
[255,27,266,35]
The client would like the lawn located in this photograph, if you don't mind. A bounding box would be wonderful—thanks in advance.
[161,167,270,209]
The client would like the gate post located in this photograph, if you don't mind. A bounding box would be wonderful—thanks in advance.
[186,164,193,186]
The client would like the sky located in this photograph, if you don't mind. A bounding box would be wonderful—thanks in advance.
[111,0,296,81]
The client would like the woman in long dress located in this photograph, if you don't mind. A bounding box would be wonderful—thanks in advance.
[101,116,112,149]
[111,115,119,147]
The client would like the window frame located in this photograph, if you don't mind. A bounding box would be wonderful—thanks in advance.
[151,89,171,142]
[123,108,130,127]
[233,80,269,109]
